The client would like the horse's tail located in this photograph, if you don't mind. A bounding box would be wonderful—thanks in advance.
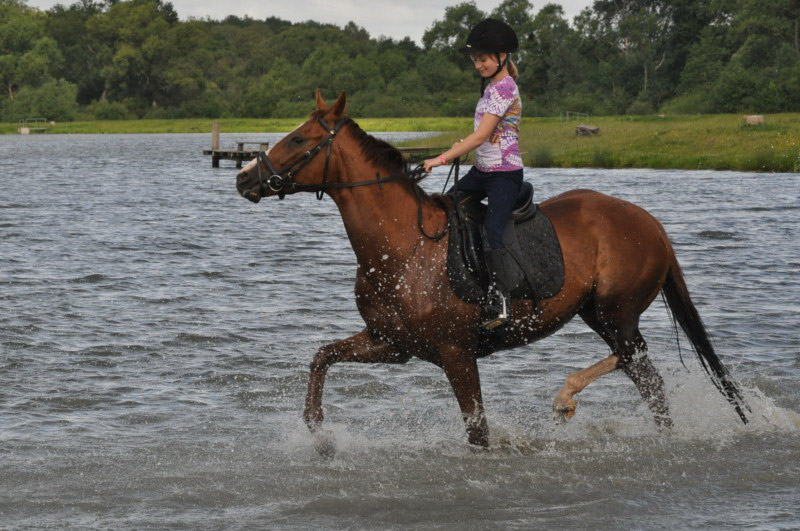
[662,255,750,424]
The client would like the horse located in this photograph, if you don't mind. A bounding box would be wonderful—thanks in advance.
[235,90,749,449]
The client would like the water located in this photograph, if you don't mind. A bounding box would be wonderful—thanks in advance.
[1,133,799,529]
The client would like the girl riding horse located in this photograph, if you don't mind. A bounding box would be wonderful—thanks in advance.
[424,19,523,331]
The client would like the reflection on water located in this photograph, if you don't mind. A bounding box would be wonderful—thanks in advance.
[0,134,798,528]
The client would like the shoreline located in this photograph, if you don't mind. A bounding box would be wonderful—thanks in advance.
[1,117,470,135]
[5,114,798,173]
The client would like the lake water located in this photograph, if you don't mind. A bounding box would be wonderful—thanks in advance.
[1,133,798,529]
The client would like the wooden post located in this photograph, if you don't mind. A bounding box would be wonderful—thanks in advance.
[212,120,220,150]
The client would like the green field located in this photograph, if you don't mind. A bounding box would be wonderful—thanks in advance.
[407,113,800,173]
[5,114,799,173]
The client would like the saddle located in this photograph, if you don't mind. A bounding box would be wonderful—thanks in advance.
[445,181,565,306]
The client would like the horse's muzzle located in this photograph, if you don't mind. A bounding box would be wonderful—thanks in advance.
[236,171,261,203]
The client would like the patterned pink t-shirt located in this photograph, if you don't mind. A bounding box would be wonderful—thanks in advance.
[474,76,523,172]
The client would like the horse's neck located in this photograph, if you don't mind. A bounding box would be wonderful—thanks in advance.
[329,148,432,270]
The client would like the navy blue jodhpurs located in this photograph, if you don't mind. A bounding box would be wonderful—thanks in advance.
[448,166,524,250]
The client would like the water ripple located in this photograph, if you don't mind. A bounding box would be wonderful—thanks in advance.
[0,134,798,528]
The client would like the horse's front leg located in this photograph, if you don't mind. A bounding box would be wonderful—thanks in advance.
[439,345,489,447]
[304,330,410,429]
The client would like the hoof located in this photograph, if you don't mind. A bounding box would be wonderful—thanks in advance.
[553,405,576,423]
[303,407,324,428]
[467,435,490,448]
[312,429,336,459]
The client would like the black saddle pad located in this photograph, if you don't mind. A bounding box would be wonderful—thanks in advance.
[446,191,565,304]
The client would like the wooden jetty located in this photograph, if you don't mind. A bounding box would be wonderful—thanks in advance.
[203,121,270,168]
[18,117,48,135]
[203,142,270,168]
[203,120,449,168]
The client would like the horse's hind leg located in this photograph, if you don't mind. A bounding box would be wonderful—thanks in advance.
[553,355,619,420]
[554,302,620,420]
[617,331,672,428]
[555,302,672,427]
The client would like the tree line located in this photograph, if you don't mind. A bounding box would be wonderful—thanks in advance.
[1,0,799,121]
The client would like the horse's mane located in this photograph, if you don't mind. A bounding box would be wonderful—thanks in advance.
[312,111,406,174]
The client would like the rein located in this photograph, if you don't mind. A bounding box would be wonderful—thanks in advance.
[254,116,449,241]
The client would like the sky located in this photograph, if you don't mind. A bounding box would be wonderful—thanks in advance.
[24,0,594,44]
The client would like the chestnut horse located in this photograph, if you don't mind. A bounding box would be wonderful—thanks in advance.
[235,91,748,448]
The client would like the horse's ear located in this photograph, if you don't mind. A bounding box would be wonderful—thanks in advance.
[331,91,347,117]
[316,89,328,111]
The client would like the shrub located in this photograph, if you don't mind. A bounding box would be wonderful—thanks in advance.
[558,91,596,116]
[710,62,760,113]
[87,99,135,120]
[659,90,714,114]
[626,99,654,115]
[4,79,78,121]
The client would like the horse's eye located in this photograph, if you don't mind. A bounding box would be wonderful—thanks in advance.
[291,136,304,145]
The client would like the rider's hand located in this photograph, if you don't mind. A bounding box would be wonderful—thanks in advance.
[423,157,441,173]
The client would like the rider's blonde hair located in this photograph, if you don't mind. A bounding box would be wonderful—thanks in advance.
[507,59,518,80]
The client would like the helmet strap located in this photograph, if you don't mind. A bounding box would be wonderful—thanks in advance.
[479,53,510,96]
[492,53,507,77]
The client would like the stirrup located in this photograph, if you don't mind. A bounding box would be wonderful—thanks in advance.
[481,293,509,330]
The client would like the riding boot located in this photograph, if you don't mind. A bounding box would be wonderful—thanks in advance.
[482,247,515,330]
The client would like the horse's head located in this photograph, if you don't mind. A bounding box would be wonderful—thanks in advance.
[236,90,348,203]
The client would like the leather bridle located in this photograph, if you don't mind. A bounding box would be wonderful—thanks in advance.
[251,114,450,241]
[256,115,428,201]
[255,115,348,200]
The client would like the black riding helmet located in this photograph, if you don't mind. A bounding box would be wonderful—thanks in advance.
[460,19,518,94]
[460,18,519,55]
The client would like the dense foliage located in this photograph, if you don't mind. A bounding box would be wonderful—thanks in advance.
[1,0,799,121]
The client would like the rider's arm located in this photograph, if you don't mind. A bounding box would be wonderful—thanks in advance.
[423,113,502,172]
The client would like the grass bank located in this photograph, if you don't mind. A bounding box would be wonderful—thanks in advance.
[406,113,800,173]
[4,114,798,172]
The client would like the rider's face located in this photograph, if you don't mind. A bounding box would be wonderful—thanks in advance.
[470,53,505,78]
